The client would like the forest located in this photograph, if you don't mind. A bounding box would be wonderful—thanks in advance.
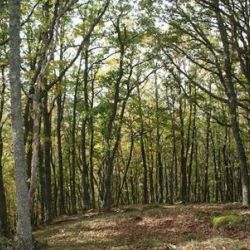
[1,0,250,249]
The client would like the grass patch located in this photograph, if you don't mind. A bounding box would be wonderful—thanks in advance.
[122,207,140,213]
[212,214,243,228]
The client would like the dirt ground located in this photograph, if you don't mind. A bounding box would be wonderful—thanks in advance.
[34,203,250,250]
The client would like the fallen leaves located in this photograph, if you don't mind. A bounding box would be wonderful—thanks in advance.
[34,203,250,250]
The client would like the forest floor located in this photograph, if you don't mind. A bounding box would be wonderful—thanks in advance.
[34,203,250,250]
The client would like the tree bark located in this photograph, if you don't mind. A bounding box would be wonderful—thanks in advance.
[0,67,8,235]
[9,0,33,248]
[155,76,164,203]
[82,47,91,210]
[137,84,149,204]
[57,93,65,214]
[179,89,187,203]
[42,92,53,222]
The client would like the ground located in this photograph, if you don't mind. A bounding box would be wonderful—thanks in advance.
[34,203,250,250]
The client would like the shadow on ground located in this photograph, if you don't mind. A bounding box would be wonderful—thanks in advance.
[34,203,250,250]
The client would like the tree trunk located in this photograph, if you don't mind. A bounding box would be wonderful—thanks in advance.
[137,84,149,204]
[187,103,196,202]
[42,92,53,222]
[0,67,8,235]
[82,47,91,210]
[57,40,66,215]
[81,120,91,210]
[155,76,164,203]
[57,93,65,214]
[0,129,8,235]
[9,0,33,248]
[88,74,96,208]
[116,130,134,206]
[71,65,79,214]
[204,110,211,202]
[179,90,187,203]
[28,84,41,206]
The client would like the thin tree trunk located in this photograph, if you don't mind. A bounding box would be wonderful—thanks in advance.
[0,128,8,235]
[211,131,219,202]
[70,68,80,214]
[57,39,66,215]
[82,47,91,210]
[187,103,196,202]
[81,119,91,210]
[57,93,65,214]
[179,90,187,203]
[39,147,45,223]
[204,110,211,202]
[43,92,53,222]
[155,76,164,203]
[88,74,96,208]
[137,84,149,204]
[0,67,8,235]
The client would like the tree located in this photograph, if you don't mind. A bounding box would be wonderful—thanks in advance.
[9,0,33,248]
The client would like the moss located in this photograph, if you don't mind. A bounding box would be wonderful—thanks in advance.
[0,235,13,250]
[212,214,243,228]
